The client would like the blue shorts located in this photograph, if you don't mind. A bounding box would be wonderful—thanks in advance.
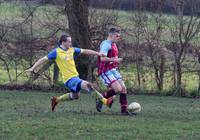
[99,68,122,87]
[64,77,82,93]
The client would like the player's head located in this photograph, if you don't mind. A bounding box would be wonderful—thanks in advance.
[59,34,72,48]
[108,27,121,42]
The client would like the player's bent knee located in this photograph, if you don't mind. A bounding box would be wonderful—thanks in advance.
[114,87,123,93]
[122,87,127,94]
[86,82,92,88]
[81,81,92,91]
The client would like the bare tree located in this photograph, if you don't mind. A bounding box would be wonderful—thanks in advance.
[168,0,200,95]
[143,0,166,91]
[64,0,91,80]
[64,0,119,81]
[0,0,69,84]
[127,0,166,90]
[126,0,146,88]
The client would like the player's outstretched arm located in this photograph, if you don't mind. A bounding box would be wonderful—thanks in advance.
[100,56,123,63]
[25,56,48,74]
[81,49,105,57]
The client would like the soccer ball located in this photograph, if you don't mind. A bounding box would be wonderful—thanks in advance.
[128,102,141,113]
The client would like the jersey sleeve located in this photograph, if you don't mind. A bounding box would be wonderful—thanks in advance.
[100,42,111,56]
[74,47,82,55]
[47,48,57,60]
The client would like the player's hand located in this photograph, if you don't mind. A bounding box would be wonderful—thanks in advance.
[25,68,34,76]
[113,58,123,63]
[98,53,106,57]
[117,58,123,63]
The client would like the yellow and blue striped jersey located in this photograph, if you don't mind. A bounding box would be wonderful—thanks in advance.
[47,46,82,83]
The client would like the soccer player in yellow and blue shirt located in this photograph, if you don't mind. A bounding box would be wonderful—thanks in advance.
[26,34,113,111]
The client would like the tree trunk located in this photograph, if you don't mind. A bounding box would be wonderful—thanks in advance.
[153,65,163,91]
[176,59,184,96]
[198,70,200,97]
[176,61,182,87]
[197,54,200,97]
[158,54,165,90]
[29,13,34,67]
[135,42,141,88]
[87,60,93,82]
[136,57,141,87]
[53,63,59,83]
[14,59,18,81]
[173,64,176,87]
[65,0,91,80]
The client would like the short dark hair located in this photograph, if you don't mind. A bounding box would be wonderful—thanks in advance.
[108,27,120,34]
[59,34,70,44]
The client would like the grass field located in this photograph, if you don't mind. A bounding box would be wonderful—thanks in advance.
[1,90,200,140]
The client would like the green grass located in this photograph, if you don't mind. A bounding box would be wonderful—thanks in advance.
[1,90,200,140]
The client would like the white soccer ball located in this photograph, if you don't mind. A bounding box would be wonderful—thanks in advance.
[128,102,141,113]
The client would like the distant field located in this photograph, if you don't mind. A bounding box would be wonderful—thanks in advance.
[0,2,177,41]
[0,2,198,43]
[0,90,200,140]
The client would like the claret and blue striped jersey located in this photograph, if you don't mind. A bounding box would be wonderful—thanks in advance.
[98,40,119,75]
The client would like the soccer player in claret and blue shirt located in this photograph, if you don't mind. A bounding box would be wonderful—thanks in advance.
[26,34,113,111]
[96,27,133,116]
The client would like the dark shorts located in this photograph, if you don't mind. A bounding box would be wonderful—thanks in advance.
[64,77,82,93]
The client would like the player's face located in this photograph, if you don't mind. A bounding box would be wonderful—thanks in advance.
[64,37,72,48]
[112,33,121,42]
